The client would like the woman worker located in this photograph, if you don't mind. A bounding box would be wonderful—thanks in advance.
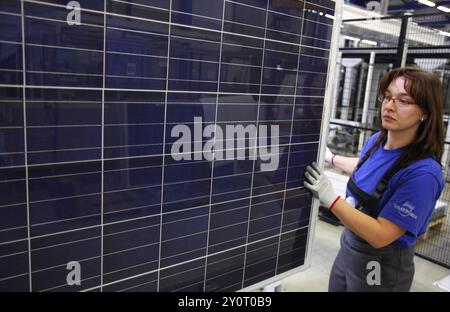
[304,67,445,291]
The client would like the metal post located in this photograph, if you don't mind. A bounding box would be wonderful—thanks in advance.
[330,52,342,120]
[380,0,389,15]
[441,121,450,179]
[340,59,362,120]
[395,16,410,68]
[354,62,367,120]
[358,52,376,152]
[341,66,352,120]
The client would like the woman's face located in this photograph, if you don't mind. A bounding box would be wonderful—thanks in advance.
[381,77,425,134]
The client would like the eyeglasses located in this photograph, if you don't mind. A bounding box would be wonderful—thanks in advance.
[377,95,416,108]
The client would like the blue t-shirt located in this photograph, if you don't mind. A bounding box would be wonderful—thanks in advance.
[346,132,445,248]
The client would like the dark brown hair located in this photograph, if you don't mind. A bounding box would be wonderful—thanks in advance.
[369,67,444,168]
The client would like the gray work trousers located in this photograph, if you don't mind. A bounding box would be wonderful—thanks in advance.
[329,228,415,292]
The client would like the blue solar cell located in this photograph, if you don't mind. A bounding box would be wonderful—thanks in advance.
[0,14,21,42]
[0,43,22,71]
[172,0,224,19]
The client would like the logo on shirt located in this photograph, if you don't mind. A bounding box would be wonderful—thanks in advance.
[393,201,418,219]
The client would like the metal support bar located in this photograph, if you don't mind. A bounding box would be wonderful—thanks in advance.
[441,122,450,181]
[395,16,410,68]
[343,11,445,23]
[330,52,342,121]
[358,51,376,152]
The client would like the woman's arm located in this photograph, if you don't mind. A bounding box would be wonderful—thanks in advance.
[331,198,406,249]
[326,148,359,174]
[331,155,359,175]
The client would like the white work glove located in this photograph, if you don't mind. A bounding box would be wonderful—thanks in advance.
[325,147,334,164]
[304,162,340,209]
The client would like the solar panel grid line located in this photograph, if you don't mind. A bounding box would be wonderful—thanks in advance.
[262,27,303,40]
[171,9,221,22]
[156,0,172,292]
[39,274,101,292]
[111,0,169,12]
[162,262,206,283]
[104,11,170,29]
[30,253,99,275]
[103,243,159,262]
[31,212,100,228]
[0,271,28,282]
[24,15,104,31]
[0,69,22,74]
[78,271,146,292]
[171,34,219,46]
[25,146,101,154]
[210,220,248,235]
[0,176,25,185]
[116,278,156,292]
[0,249,28,261]
[22,0,101,14]
[209,243,244,260]
[26,123,104,128]
[104,224,159,239]
[103,260,158,280]
[209,237,246,253]
[0,237,28,249]
[225,19,266,33]
[279,244,307,258]
[27,191,100,204]
[25,43,103,54]
[171,57,221,65]
[0,152,24,157]
[0,223,28,236]
[227,0,266,12]
[105,74,166,79]
[103,202,160,216]
[28,223,100,242]
[0,84,329,97]
[33,268,100,292]
[303,16,333,28]
[222,40,264,51]
[0,39,22,45]
[31,238,100,257]
[246,256,277,275]
[0,10,21,17]
[107,26,168,38]
[206,265,243,285]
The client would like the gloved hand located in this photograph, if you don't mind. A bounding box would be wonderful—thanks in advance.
[304,162,340,209]
[325,147,334,164]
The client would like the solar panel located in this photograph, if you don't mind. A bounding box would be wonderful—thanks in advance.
[0,0,338,292]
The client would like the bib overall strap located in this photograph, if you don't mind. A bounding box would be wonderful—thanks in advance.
[347,176,379,217]
[348,145,404,218]
[372,162,403,201]
[354,149,372,172]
